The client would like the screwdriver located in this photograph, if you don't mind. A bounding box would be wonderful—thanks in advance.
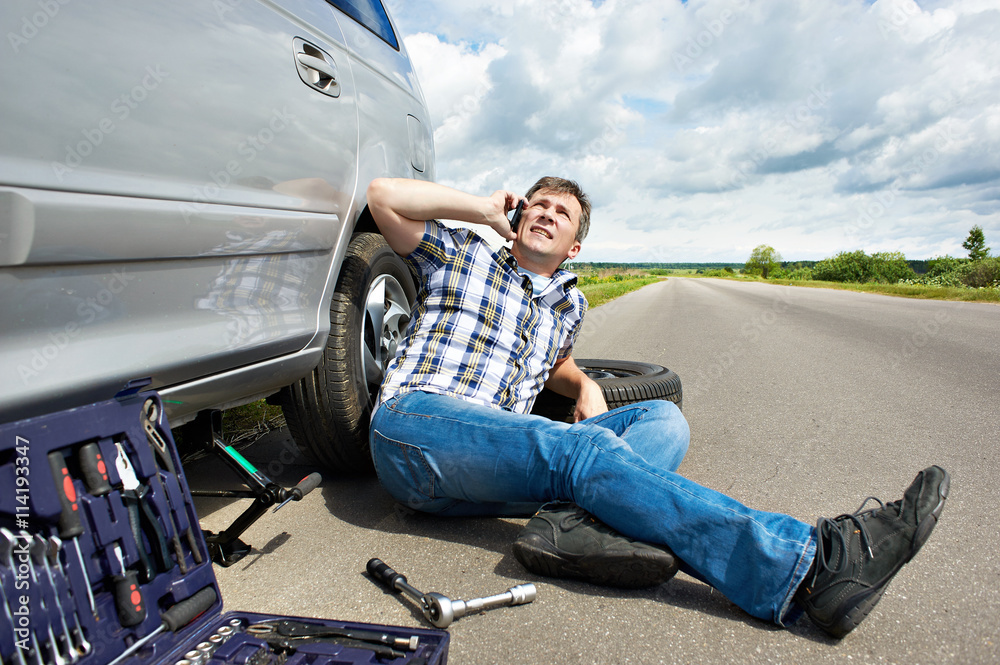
[106,586,218,665]
[272,473,323,513]
[79,443,146,627]
[47,450,98,618]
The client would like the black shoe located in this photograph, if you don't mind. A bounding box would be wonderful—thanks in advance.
[796,465,950,638]
[512,502,679,589]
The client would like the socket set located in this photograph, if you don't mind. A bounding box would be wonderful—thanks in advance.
[0,385,449,665]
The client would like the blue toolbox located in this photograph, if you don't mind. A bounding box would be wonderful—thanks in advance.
[0,387,449,665]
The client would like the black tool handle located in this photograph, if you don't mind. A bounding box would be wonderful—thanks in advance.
[48,450,84,538]
[368,557,427,605]
[291,472,322,499]
[107,586,220,665]
[80,443,112,496]
[161,586,218,632]
[114,570,146,627]
[124,493,155,583]
[367,558,407,591]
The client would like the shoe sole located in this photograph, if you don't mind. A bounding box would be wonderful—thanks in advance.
[513,533,679,589]
[822,467,951,638]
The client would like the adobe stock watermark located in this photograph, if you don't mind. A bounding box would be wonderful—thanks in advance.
[845,117,961,244]
[51,65,169,182]
[18,268,135,385]
[580,117,627,159]
[886,311,950,371]
[213,0,244,21]
[219,250,324,348]
[264,437,309,478]
[689,286,798,398]
[441,75,492,132]
[544,0,579,20]
[876,0,922,40]
[716,84,832,193]
[7,0,72,54]
[179,107,297,222]
[673,0,751,73]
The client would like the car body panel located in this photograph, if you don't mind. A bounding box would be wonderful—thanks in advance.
[0,0,433,424]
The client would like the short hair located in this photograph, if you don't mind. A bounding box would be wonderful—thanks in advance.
[525,176,591,242]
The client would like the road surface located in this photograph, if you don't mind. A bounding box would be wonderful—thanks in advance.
[190,277,1000,664]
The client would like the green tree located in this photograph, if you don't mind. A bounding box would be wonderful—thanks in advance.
[812,250,915,283]
[926,255,962,277]
[962,225,990,261]
[744,245,783,279]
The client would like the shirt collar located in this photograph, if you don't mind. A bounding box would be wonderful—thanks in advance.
[497,246,579,291]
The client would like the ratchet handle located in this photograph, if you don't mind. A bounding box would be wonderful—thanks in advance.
[367,558,407,591]
[367,557,427,603]
[161,586,218,632]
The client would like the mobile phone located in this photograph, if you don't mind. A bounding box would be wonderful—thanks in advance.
[509,200,524,234]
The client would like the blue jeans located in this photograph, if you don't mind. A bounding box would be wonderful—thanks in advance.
[370,391,816,625]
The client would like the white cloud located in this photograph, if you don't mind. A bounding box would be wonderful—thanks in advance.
[391,0,1000,261]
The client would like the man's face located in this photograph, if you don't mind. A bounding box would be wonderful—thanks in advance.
[515,189,583,266]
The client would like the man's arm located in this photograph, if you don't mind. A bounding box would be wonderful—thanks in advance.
[367,178,519,257]
[545,356,608,422]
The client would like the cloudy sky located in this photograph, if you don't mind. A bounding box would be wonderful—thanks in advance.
[387,0,1000,263]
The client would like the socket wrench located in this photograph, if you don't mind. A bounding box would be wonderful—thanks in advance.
[366,558,535,628]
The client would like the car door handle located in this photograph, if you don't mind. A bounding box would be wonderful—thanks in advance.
[293,37,341,98]
[297,53,337,80]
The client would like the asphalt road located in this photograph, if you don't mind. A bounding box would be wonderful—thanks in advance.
[187,277,1000,665]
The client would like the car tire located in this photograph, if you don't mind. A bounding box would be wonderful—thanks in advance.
[530,359,683,422]
[281,232,416,474]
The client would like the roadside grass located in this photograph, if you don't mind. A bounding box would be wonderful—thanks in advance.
[578,275,663,307]
[220,398,285,444]
[693,273,1000,303]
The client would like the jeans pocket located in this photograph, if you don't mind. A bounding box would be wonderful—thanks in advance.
[371,429,437,508]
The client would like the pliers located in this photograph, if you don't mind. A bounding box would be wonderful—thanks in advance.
[246,620,421,661]
[115,442,171,582]
[141,399,203,567]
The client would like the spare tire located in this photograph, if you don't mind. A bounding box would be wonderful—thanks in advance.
[530,359,682,422]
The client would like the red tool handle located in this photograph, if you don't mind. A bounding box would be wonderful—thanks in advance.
[80,442,112,496]
[114,570,146,627]
[290,472,322,499]
[48,450,84,539]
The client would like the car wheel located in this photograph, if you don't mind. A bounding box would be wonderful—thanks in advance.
[281,232,416,474]
[530,359,683,422]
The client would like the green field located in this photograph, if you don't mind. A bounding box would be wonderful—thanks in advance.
[576,274,662,307]
[688,273,1000,303]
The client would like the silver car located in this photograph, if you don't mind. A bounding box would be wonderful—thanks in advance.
[0,0,433,472]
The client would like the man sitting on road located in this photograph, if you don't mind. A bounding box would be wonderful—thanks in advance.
[365,175,949,637]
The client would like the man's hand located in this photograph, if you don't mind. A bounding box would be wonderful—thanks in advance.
[545,356,609,422]
[485,189,524,243]
[573,377,608,422]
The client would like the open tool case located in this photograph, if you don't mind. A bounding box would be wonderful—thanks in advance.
[0,386,450,665]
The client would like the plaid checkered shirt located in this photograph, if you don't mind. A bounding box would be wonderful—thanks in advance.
[377,221,588,414]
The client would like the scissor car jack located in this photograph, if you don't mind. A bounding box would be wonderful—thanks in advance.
[184,410,321,566]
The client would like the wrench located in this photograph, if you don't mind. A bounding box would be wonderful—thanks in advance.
[0,531,27,665]
[27,535,74,664]
[366,558,536,628]
[142,399,204,566]
[45,538,92,658]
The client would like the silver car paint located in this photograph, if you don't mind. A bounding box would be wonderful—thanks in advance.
[0,0,433,423]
